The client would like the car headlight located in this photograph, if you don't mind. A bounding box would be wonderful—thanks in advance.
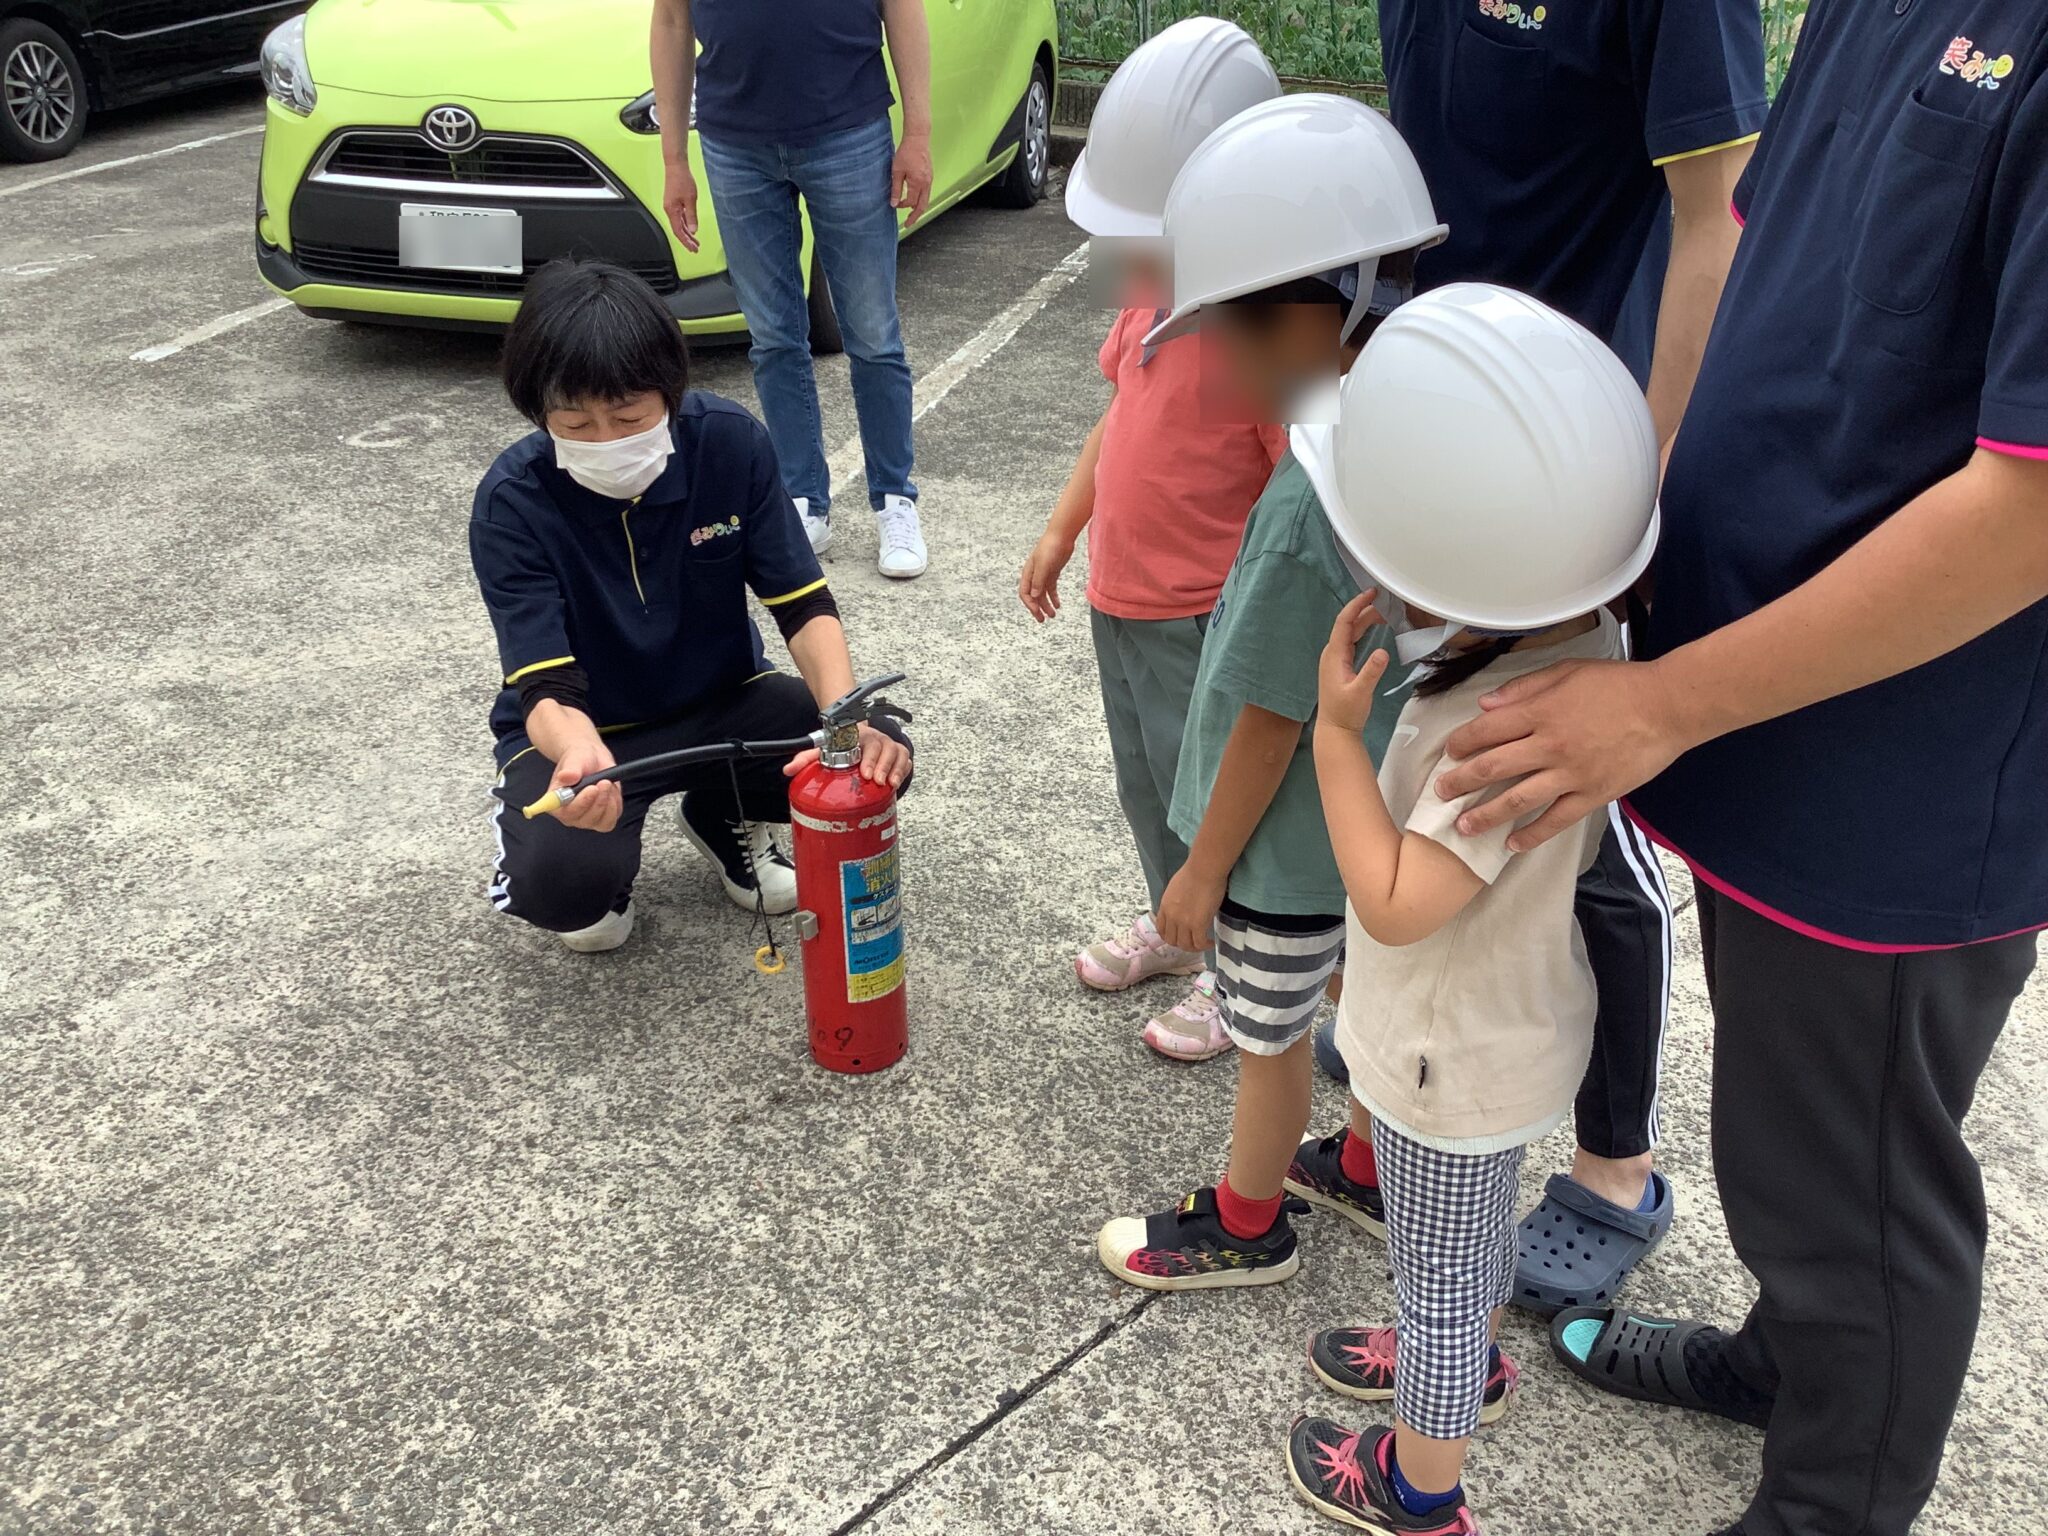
[260,15,316,115]
[621,89,694,134]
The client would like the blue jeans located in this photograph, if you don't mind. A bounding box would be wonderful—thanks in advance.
[699,115,916,515]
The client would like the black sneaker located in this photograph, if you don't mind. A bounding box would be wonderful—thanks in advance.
[1286,1419,1480,1534]
[1285,1130,1386,1239]
[678,795,798,915]
[1308,1325,1520,1426]
[1095,1187,1307,1291]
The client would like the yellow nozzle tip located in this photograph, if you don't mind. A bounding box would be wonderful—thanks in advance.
[521,792,561,820]
[754,945,787,975]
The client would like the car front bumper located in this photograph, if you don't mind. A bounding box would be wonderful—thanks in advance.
[255,90,750,335]
[255,227,741,332]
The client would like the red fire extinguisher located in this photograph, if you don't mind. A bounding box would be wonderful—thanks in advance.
[788,697,908,1075]
[520,673,911,1076]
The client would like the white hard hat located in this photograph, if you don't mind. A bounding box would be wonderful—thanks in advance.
[1065,17,1280,238]
[1292,283,1659,635]
[1148,93,1446,345]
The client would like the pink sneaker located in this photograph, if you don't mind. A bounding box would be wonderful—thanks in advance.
[1141,971,1232,1062]
[1075,912,1204,992]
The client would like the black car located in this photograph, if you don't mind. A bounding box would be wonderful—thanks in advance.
[2,0,296,162]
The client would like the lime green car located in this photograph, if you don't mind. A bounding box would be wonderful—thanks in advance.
[254,0,1056,340]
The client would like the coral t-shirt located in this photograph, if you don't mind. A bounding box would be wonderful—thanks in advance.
[1087,309,1287,621]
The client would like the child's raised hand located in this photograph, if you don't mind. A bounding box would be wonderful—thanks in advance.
[1318,591,1391,735]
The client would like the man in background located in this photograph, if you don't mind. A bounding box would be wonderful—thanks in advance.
[651,0,932,580]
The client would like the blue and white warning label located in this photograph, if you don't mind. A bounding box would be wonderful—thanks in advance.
[841,846,904,1003]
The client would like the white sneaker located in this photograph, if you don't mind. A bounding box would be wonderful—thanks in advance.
[1140,971,1233,1062]
[794,495,831,555]
[1075,912,1204,992]
[561,901,634,953]
[679,795,800,915]
[876,494,928,579]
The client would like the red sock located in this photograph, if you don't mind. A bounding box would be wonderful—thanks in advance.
[1215,1177,1284,1240]
[1340,1129,1378,1188]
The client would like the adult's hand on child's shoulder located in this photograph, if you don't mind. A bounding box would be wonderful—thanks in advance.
[1434,658,1689,853]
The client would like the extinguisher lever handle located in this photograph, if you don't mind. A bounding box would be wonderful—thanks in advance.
[819,671,908,729]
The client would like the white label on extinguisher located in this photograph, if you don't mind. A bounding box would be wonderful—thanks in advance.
[841,845,904,1003]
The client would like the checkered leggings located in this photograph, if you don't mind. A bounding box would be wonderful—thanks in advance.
[1373,1119,1525,1440]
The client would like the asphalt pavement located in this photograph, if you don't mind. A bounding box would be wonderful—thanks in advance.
[3,86,2045,1536]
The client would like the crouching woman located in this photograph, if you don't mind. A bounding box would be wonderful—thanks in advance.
[472,258,911,952]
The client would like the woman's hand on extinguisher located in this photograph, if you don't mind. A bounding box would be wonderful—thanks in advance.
[783,723,912,788]
[1156,861,1226,954]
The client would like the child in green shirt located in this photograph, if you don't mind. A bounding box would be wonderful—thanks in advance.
[1095,93,1448,1290]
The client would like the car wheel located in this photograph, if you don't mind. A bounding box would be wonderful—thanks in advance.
[985,62,1050,209]
[0,19,88,164]
[807,247,844,356]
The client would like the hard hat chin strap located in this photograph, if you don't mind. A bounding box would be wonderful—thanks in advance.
[1339,255,1420,346]
[1395,619,1465,665]
[1339,261,1376,346]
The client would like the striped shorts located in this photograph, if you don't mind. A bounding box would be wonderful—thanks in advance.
[1373,1119,1525,1440]
[1213,902,1344,1057]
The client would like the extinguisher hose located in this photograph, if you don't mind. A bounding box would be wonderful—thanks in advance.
[516,734,811,978]
[519,734,821,821]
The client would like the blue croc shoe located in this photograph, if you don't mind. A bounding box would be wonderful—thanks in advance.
[1513,1171,1674,1316]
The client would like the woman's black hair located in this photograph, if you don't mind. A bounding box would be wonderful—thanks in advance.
[1413,636,1524,698]
[501,257,690,426]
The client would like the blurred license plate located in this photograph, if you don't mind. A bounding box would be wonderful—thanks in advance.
[398,203,522,274]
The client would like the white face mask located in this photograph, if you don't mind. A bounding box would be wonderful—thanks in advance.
[551,414,673,500]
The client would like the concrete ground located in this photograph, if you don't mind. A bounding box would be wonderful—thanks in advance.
[4,87,2045,1536]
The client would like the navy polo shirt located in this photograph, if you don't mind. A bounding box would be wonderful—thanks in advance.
[689,0,892,146]
[469,392,825,766]
[1634,0,2048,948]
[1378,0,1767,343]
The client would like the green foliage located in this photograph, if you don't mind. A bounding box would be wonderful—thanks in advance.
[1057,1,1381,83]
[1762,0,1806,94]
[1056,1,1804,93]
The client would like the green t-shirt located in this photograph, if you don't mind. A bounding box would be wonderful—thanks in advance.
[1168,452,1412,916]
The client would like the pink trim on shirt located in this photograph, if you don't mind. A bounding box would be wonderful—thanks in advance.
[1622,801,2048,954]
[1977,435,2048,461]
[1729,198,1746,228]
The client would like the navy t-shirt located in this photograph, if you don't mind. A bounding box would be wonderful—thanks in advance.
[469,392,826,766]
[1378,0,1767,343]
[690,0,893,146]
[1633,1,2048,948]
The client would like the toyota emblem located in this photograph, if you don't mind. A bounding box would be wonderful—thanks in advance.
[422,105,481,152]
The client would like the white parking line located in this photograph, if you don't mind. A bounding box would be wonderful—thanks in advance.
[0,125,263,200]
[131,296,292,363]
[825,240,1090,489]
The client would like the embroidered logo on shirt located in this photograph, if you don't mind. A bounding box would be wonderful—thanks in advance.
[1939,36,2014,89]
[1478,0,1546,29]
[690,515,741,547]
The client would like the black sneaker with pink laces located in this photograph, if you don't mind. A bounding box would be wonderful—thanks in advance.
[1308,1326,1520,1426]
[1286,1420,1480,1534]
